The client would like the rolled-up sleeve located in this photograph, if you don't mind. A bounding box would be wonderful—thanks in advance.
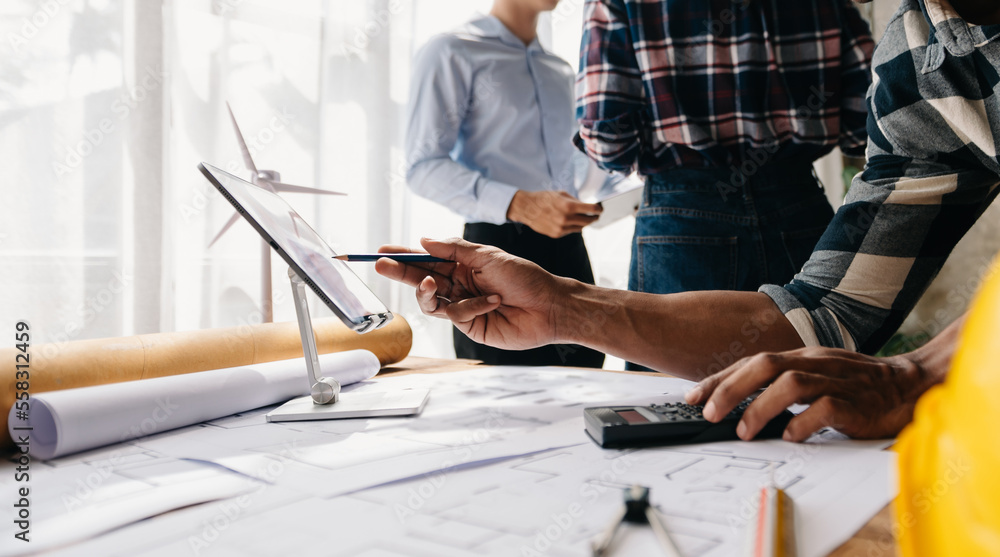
[762,137,1000,353]
[574,0,647,174]
[761,2,1000,355]
[405,36,519,225]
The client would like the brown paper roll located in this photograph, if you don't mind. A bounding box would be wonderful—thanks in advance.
[1,315,411,447]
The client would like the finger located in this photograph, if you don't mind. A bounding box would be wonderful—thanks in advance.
[687,370,730,405]
[415,276,447,317]
[775,350,888,379]
[701,353,788,422]
[374,256,408,283]
[445,294,502,323]
[555,191,603,214]
[686,354,758,404]
[736,371,839,440]
[565,200,603,215]
[420,237,500,269]
[378,242,458,275]
[781,396,859,442]
[562,213,601,227]
[375,257,454,292]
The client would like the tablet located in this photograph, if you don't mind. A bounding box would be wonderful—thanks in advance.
[588,182,643,229]
[578,175,644,229]
[198,163,392,333]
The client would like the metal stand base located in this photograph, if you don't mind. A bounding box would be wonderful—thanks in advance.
[273,268,430,422]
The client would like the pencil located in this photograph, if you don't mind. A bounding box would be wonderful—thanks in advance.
[745,485,795,557]
[333,254,453,263]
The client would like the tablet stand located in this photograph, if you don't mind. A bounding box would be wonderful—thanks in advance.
[266,268,431,422]
[289,267,340,405]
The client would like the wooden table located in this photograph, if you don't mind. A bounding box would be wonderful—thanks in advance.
[382,356,897,557]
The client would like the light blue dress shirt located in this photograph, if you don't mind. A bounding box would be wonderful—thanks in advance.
[406,15,616,225]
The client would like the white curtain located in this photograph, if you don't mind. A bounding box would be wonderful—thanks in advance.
[0,0,635,362]
[1,1,129,346]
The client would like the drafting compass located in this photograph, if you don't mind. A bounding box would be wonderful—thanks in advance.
[592,485,682,557]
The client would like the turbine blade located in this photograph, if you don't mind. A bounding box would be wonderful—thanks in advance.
[208,212,242,248]
[226,101,258,175]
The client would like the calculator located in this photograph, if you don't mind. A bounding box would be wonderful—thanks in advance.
[584,395,794,448]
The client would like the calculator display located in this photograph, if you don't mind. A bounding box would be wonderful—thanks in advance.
[617,410,649,424]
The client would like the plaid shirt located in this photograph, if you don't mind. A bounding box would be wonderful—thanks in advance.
[761,0,1000,353]
[574,0,874,175]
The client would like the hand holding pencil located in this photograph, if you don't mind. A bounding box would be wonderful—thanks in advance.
[372,238,566,351]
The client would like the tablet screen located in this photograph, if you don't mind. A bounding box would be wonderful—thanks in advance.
[198,163,391,332]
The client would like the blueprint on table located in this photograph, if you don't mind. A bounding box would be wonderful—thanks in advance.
[0,367,895,556]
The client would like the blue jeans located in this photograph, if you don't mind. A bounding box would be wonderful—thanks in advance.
[629,162,834,296]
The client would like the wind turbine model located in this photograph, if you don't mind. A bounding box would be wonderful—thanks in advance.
[210,102,346,322]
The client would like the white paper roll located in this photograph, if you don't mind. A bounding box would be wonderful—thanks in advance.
[9,350,380,460]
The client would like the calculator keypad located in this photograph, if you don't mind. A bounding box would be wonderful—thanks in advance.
[647,397,754,422]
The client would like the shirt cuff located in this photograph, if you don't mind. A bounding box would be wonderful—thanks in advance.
[758,285,857,351]
[474,178,519,225]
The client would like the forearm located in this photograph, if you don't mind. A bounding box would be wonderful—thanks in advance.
[897,314,964,397]
[552,280,805,380]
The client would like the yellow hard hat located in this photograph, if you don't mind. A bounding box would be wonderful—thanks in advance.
[895,257,1000,556]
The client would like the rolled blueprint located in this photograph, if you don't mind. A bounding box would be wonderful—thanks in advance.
[9,350,380,460]
[0,315,411,447]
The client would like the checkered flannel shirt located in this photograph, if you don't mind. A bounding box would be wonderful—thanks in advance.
[573,0,874,175]
[760,0,1000,352]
